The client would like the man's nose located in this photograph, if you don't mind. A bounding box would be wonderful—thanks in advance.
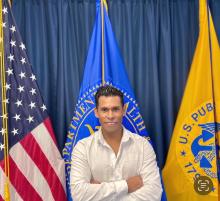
[106,110,114,119]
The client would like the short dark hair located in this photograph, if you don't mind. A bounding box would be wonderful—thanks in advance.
[95,85,124,107]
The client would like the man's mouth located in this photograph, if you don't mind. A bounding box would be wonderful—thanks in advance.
[105,122,117,125]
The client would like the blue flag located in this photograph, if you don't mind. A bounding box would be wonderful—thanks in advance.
[63,1,166,200]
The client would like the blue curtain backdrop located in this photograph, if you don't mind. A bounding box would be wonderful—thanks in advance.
[12,0,220,168]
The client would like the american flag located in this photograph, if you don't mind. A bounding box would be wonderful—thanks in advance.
[0,1,67,200]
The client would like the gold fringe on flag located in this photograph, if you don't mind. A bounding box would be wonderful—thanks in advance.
[0,0,11,200]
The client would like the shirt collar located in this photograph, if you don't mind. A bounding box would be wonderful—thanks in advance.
[97,126,132,146]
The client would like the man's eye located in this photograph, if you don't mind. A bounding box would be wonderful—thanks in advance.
[113,108,120,112]
[102,108,108,112]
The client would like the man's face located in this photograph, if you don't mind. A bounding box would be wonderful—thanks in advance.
[95,96,125,134]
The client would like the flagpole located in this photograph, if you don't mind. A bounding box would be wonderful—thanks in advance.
[101,0,105,85]
[8,0,12,7]
[0,1,10,200]
[206,0,220,193]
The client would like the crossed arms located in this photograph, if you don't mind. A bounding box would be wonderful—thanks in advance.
[70,140,162,201]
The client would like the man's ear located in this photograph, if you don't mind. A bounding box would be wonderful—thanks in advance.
[94,107,99,118]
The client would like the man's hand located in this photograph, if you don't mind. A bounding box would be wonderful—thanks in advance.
[126,176,143,193]
[90,179,101,184]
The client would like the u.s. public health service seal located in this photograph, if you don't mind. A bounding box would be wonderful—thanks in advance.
[176,101,219,195]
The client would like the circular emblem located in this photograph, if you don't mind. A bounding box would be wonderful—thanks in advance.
[176,101,219,195]
[68,83,149,148]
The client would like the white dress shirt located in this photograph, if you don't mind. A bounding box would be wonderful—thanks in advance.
[70,127,162,201]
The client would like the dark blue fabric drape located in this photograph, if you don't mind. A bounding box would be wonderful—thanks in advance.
[12,0,220,168]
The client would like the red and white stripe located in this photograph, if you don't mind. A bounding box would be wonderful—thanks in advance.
[0,118,67,201]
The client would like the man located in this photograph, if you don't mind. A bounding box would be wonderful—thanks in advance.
[70,85,162,201]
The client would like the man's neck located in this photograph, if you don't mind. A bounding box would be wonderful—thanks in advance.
[101,127,123,156]
[101,127,123,143]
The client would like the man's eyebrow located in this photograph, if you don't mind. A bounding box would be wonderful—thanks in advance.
[99,106,121,109]
[112,106,121,109]
[99,106,108,110]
